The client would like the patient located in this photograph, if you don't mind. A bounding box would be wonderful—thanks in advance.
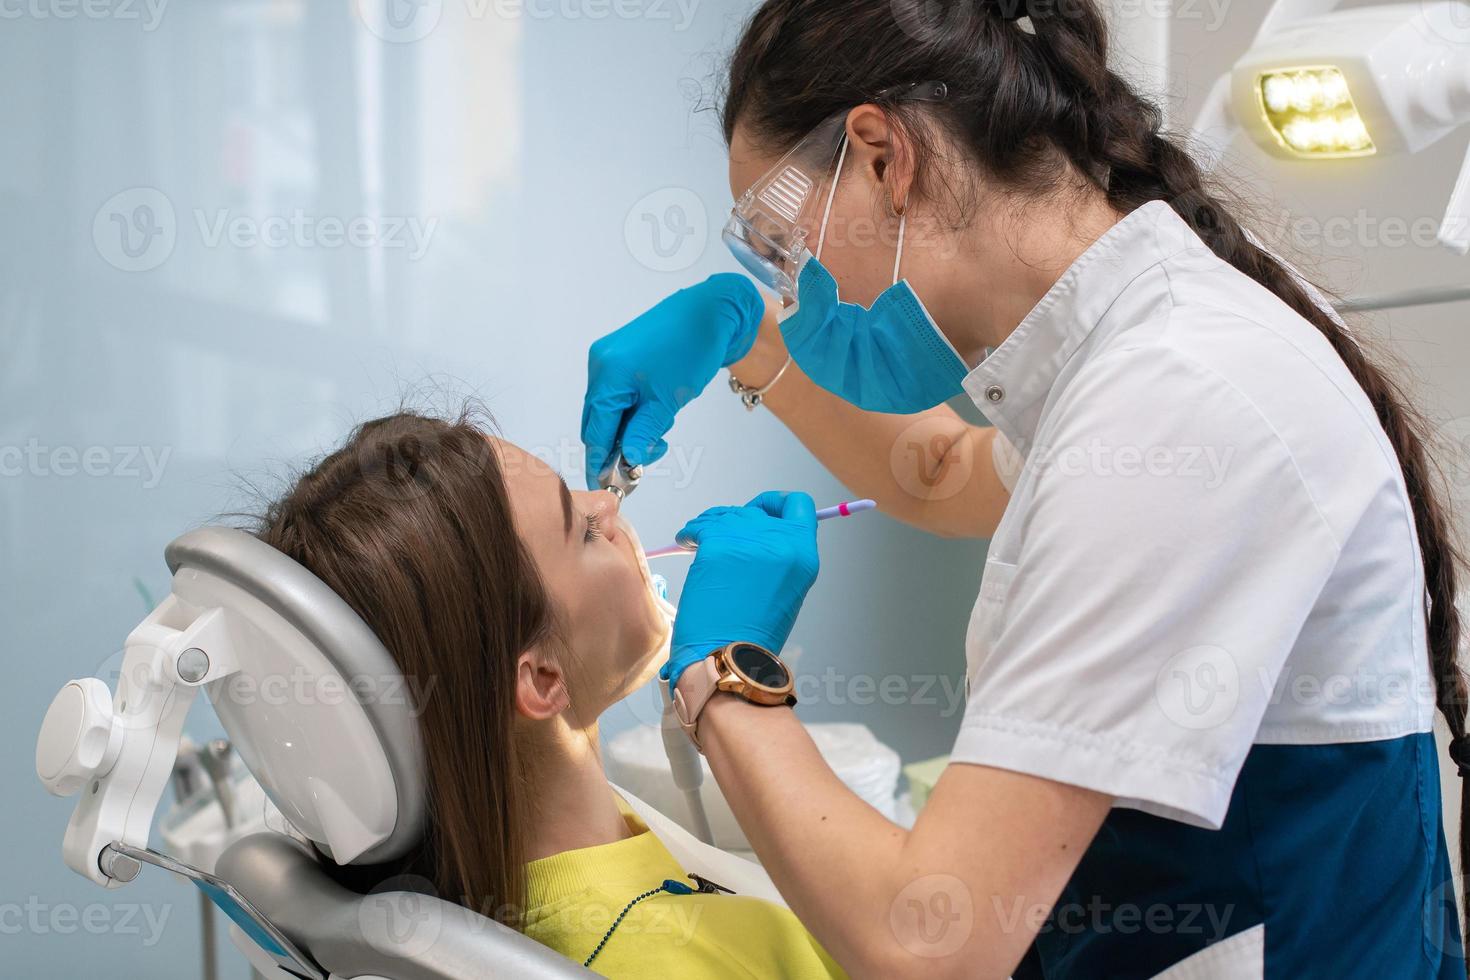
[254,408,843,979]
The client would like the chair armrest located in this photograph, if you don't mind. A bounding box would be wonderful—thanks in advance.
[217,833,595,980]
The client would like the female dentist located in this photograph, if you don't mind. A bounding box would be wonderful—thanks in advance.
[583,1,1467,977]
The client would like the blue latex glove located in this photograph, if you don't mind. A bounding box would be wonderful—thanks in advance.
[582,273,765,488]
[662,491,821,696]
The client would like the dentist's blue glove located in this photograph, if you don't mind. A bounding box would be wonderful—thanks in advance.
[662,491,820,696]
[582,274,765,488]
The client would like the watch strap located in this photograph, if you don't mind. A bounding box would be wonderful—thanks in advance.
[672,654,722,751]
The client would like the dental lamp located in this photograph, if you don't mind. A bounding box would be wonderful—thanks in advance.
[1192,1,1470,306]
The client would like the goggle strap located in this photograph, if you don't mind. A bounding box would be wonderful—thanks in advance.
[815,136,850,259]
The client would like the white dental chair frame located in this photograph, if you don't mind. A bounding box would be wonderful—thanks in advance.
[37,527,597,978]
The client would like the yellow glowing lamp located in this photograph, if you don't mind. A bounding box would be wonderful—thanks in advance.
[1256,67,1375,159]
[1193,1,1470,252]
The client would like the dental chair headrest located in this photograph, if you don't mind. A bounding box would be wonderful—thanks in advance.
[166,527,426,865]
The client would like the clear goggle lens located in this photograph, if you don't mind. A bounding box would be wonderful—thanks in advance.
[721,82,948,302]
[722,114,848,302]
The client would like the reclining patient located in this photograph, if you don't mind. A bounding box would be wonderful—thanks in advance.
[254,408,844,979]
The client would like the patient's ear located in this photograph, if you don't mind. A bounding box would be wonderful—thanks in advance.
[515,648,570,720]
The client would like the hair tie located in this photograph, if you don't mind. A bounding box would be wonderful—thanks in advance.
[1450,735,1470,777]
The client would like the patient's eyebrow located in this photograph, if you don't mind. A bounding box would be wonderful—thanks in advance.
[558,477,574,540]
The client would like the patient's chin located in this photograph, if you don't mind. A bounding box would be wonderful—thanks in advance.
[626,655,662,693]
[619,617,670,698]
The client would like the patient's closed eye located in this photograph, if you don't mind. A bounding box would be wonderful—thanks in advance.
[584,511,604,543]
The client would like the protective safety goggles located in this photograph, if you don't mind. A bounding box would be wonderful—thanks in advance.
[722,81,949,301]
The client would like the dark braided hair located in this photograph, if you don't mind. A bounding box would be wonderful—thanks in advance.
[724,0,1467,954]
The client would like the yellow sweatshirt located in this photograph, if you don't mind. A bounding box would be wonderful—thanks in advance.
[524,806,846,979]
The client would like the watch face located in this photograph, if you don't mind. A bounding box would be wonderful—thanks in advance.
[729,644,790,690]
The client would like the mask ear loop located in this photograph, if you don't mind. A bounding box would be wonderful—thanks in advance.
[892,211,907,286]
[814,136,850,261]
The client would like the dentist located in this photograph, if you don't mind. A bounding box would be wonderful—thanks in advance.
[582,1,1467,977]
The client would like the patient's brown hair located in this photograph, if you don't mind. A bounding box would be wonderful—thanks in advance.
[256,408,549,927]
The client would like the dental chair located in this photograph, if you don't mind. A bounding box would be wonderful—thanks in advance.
[36,526,598,978]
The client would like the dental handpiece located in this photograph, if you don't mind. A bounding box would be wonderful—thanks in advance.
[599,453,643,500]
[643,499,877,560]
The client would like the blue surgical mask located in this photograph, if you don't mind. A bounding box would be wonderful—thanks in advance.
[776,141,970,415]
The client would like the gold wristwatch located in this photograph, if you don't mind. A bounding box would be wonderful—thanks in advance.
[672,642,797,750]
